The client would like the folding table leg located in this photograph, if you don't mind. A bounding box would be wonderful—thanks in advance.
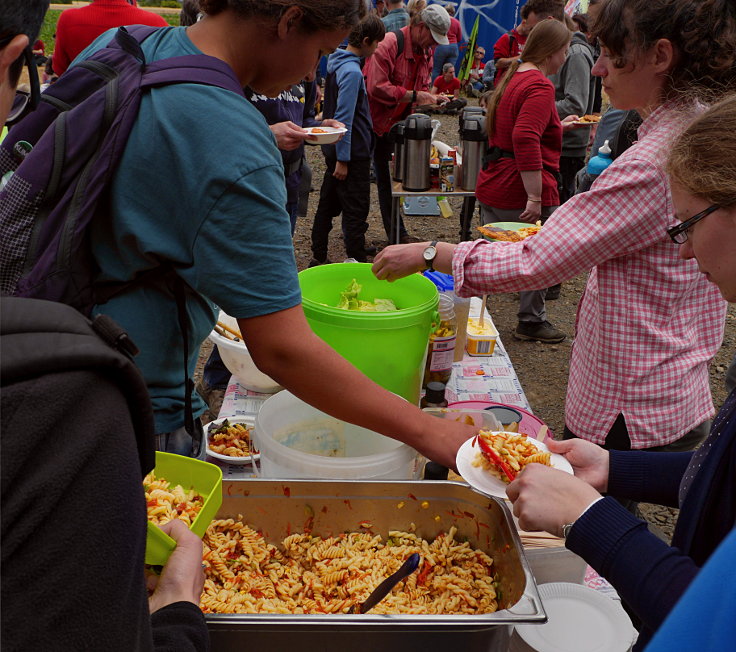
[459,196,478,241]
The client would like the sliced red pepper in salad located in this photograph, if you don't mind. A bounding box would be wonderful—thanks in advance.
[475,434,516,483]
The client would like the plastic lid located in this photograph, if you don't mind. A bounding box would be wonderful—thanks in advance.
[423,270,454,292]
[438,292,455,318]
[404,113,433,139]
[460,115,487,141]
[425,381,447,403]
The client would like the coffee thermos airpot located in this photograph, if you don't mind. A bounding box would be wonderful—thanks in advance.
[402,113,432,192]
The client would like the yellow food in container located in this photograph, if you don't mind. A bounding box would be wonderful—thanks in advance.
[466,317,498,356]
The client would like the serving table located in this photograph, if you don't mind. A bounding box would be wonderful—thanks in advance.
[390,180,479,244]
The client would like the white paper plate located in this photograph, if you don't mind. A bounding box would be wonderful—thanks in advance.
[514,582,637,652]
[302,126,347,144]
[205,416,259,465]
[455,433,573,498]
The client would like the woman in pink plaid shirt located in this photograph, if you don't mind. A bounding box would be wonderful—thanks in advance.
[374,0,733,457]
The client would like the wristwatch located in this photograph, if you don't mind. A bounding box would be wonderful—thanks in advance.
[561,521,576,539]
[423,240,438,271]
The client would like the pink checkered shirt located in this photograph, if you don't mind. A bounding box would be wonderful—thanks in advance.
[453,101,727,448]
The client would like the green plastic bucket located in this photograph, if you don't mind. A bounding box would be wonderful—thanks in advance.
[299,263,438,405]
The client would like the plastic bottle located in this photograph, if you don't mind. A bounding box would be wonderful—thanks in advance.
[420,381,449,408]
[422,293,456,388]
[452,294,470,362]
[586,139,613,176]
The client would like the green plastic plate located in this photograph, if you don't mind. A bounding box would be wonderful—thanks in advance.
[145,451,223,566]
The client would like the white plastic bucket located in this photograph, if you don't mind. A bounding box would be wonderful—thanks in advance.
[253,391,422,480]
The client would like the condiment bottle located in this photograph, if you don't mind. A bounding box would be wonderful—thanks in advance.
[422,293,456,388]
[587,139,613,176]
[420,381,448,408]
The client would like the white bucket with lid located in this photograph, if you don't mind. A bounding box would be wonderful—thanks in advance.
[253,391,423,480]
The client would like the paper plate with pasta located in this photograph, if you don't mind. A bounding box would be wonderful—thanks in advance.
[205,416,259,464]
[456,430,573,498]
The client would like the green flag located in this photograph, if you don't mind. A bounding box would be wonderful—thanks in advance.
[458,15,480,83]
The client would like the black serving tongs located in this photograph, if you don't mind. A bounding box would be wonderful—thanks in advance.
[348,553,421,614]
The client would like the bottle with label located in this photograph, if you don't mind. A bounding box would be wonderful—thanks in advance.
[422,293,456,388]
[586,139,613,176]
[420,381,448,408]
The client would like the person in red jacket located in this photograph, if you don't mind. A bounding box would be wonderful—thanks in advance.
[52,0,168,76]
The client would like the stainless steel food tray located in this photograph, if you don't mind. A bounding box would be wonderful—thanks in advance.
[206,479,545,652]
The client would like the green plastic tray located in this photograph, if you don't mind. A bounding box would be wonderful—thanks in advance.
[145,451,223,566]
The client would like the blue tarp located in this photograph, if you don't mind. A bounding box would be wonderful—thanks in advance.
[445,0,524,53]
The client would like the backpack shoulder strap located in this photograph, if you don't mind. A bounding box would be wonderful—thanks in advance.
[393,29,405,57]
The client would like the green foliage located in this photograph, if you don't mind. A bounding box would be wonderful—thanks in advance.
[160,0,181,7]
[39,10,62,51]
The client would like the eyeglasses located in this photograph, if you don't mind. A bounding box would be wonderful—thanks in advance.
[5,43,40,127]
[667,204,719,244]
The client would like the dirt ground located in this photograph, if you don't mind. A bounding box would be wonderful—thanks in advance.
[196,102,736,541]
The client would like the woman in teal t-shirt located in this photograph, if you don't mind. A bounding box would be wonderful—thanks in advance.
[79,0,477,467]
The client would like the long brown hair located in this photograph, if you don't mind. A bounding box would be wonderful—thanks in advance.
[198,0,366,33]
[485,19,571,136]
[667,94,736,208]
[593,0,736,101]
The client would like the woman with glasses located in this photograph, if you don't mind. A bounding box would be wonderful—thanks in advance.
[506,93,736,650]
[374,0,735,472]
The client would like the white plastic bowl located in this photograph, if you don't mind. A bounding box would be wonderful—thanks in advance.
[303,126,347,144]
[207,311,282,394]
[254,391,423,480]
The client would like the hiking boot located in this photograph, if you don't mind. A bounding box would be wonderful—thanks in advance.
[195,379,226,423]
[308,257,331,268]
[545,284,562,300]
[399,234,422,244]
[514,320,566,344]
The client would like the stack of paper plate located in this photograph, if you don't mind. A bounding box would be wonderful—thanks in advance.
[511,582,638,652]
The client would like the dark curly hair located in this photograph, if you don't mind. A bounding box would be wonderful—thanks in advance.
[593,0,736,98]
[198,0,366,34]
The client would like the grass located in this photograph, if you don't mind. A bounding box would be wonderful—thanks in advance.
[38,8,180,54]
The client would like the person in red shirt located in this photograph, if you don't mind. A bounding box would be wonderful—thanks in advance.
[475,19,576,343]
[431,63,461,97]
[52,0,168,76]
[493,0,565,87]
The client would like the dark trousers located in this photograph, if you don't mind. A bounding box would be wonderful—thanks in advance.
[559,155,586,204]
[373,132,408,241]
[311,157,371,261]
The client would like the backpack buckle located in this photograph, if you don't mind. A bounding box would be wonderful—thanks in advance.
[90,313,140,357]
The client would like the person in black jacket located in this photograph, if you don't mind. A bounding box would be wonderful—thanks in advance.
[0,3,208,648]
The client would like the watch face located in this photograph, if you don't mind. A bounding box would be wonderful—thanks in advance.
[423,245,437,262]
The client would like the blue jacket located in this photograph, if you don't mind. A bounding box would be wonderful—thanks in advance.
[321,49,375,162]
[568,389,736,650]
